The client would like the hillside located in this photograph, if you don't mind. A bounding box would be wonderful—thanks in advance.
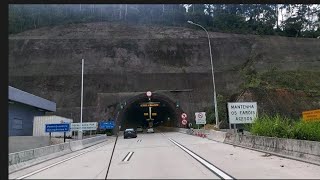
[8,22,320,125]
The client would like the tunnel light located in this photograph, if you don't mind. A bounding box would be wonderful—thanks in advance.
[176,101,180,108]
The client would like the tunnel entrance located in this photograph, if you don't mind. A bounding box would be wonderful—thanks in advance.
[117,93,184,131]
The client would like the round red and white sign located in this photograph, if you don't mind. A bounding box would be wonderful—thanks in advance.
[146,91,152,97]
[181,113,187,119]
[182,119,187,125]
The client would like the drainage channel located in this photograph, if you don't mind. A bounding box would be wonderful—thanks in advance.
[168,138,235,180]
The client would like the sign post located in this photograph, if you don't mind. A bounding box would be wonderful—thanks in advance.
[64,132,66,142]
[45,123,70,142]
[195,112,206,134]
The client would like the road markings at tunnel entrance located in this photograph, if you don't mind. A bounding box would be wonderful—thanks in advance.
[122,152,134,162]
[168,138,235,180]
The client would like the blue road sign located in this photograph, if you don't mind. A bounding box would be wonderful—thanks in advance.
[99,121,115,129]
[45,123,70,133]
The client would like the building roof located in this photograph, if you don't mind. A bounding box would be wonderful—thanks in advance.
[8,86,56,112]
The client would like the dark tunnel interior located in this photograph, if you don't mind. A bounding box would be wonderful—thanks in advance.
[119,96,179,131]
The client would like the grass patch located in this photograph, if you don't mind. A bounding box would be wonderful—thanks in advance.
[261,70,320,96]
[240,67,320,96]
[249,114,320,141]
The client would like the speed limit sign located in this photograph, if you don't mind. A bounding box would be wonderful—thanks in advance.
[181,113,187,119]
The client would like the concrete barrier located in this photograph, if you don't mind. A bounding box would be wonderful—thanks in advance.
[8,134,107,171]
[9,136,51,153]
[70,140,83,151]
[81,134,107,148]
[224,134,320,163]
[8,142,71,166]
[207,130,227,142]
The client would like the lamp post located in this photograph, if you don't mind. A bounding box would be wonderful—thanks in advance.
[187,21,219,128]
[79,58,84,139]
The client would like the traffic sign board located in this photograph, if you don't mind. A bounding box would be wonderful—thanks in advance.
[302,109,320,122]
[70,122,98,131]
[146,91,152,97]
[195,112,206,124]
[228,102,257,124]
[45,123,70,133]
[99,121,115,129]
[182,119,187,125]
[140,102,160,107]
[181,113,187,119]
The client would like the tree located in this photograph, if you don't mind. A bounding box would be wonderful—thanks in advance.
[282,5,310,37]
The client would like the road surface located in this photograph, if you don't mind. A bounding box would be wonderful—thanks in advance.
[9,130,320,179]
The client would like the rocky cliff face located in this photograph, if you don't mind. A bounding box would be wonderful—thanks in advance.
[8,22,320,123]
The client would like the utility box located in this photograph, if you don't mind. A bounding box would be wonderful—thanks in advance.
[33,115,73,137]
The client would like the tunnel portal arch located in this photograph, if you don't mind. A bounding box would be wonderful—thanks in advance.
[117,93,184,131]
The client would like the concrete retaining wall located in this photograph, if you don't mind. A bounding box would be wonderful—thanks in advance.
[8,134,107,169]
[159,126,320,164]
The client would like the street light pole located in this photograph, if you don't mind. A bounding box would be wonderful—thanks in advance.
[80,58,84,139]
[187,21,219,128]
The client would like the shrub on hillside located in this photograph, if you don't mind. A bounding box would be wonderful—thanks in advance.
[250,114,320,141]
[250,114,293,138]
[292,121,320,141]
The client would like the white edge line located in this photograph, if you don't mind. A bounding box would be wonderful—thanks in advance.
[15,143,105,180]
[169,138,233,180]
[124,152,133,162]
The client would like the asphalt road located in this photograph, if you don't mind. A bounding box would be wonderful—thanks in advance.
[9,130,320,179]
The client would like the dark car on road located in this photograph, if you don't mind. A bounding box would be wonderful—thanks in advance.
[124,128,137,139]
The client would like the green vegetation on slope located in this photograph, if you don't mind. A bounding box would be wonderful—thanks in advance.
[241,69,320,96]
[248,114,320,141]
[9,4,320,38]
[261,70,320,96]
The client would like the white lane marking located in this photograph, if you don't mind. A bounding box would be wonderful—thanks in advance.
[15,143,106,180]
[123,152,133,162]
[169,138,234,180]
